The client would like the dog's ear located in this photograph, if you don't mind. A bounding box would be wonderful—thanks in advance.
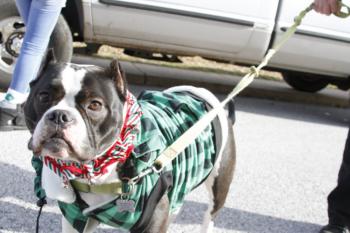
[108,59,127,100]
[29,49,57,88]
[24,50,56,134]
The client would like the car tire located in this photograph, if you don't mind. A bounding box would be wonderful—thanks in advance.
[282,71,329,93]
[0,0,73,89]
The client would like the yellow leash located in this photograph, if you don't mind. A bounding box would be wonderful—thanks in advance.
[72,1,350,193]
[151,3,314,171]
[131,2,350,182]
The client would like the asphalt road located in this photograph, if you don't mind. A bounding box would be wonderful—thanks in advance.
[0,84,350,232]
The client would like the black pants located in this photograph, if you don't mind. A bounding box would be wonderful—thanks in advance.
[327,127,350,227]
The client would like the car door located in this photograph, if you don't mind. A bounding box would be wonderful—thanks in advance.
[270,0,350,77]
[88,0,278,61]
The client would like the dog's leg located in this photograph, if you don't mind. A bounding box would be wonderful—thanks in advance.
[201,122,236,233]
[62,217,99,233]
[201,178,216,233]
[62,217,78,233]
[142,194,171,233]
[83,218,99,233]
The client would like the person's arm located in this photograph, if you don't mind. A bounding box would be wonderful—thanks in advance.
[313,0,341,15]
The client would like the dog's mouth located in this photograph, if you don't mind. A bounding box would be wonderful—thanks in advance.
[38,132,78,160]
[45,135,71,151]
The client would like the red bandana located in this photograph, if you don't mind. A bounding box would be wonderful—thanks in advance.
[43,91,142,182]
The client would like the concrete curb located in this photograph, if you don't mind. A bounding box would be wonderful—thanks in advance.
[73,55,350,108]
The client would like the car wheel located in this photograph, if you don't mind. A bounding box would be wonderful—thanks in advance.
[0,0,73,89]
[282,71,329,93]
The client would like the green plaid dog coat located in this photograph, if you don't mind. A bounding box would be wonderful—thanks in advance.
[32,90,220,232]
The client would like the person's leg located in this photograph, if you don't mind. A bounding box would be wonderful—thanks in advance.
[10,0,66,96]
[15,0,32,24]
[320,126,350,233]
[0,0,32,110]
[0,0,66,130]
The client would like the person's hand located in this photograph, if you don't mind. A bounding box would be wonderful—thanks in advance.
[313,0,341,15]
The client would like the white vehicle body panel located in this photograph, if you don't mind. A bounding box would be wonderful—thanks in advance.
[82,0,350,78]
[270,0,350,77]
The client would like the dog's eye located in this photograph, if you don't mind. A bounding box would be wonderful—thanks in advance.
[88,100,103,111]
[38,92,50,103]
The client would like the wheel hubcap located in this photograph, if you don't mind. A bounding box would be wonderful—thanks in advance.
[0,16,25,75]
[5,31,24,57]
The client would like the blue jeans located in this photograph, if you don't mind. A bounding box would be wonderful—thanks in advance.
[11,0,66,94]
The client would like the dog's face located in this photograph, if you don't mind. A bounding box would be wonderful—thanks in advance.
[24,56,127,162]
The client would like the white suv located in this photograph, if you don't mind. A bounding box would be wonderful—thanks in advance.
[1,0,350,92]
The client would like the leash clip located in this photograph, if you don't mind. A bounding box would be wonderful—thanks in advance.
[129,167,154,184]
[128,164,163,186]
[121,177,136,196]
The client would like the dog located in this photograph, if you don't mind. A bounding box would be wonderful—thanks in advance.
[24,53,236,233]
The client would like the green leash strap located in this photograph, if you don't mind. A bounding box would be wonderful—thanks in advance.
[67,2,350,192]
[152,3,315,171]
[151,1,350,172]
[70,180,125,195]
[70,179,136,196]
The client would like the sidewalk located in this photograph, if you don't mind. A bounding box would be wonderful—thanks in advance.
[73,55,350,108]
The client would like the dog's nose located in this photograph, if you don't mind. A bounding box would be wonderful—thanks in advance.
[46,110,74,126]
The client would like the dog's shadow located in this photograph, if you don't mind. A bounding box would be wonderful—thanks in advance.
[0,162,320,233]
[176,200,322,233]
